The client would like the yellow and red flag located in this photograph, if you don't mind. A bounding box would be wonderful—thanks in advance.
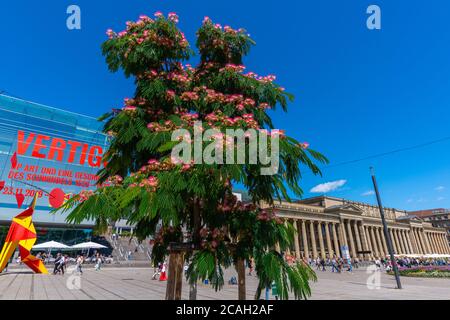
[0,194,48,274]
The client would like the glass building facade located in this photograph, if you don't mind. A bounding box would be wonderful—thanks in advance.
[0,94,108,245]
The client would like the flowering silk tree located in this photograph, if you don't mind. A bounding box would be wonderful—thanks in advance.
[59,12,327,300]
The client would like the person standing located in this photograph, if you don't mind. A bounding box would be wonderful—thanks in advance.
[353,257,359,269]
[320,258,326,271]
[247,258,253,276]
[95,253,102,271]
[76,255,84,275]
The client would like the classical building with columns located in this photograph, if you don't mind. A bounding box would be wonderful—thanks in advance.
[269,196,450,260]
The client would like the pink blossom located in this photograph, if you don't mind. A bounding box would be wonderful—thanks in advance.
[299,142,310,149]
[168,12,179,23]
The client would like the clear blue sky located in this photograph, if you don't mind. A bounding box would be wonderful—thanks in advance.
[1,0,449,211]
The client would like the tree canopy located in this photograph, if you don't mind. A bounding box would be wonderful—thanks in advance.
[58,12,327,299]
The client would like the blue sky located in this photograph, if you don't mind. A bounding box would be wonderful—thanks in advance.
[1,0,449,211]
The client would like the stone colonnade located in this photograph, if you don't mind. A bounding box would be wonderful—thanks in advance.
[285,218,450,260]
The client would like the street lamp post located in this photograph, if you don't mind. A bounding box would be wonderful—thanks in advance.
[370,167,402,289]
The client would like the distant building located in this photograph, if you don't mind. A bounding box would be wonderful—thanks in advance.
[258,196,450,260]
[0,94,109,245]
[409,208,450,246]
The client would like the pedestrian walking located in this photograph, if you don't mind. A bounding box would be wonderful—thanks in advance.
[347,259,353,273]
[53,253,63,275]
[331,257,338,273]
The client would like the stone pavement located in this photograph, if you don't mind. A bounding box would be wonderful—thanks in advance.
[0,266,448,300]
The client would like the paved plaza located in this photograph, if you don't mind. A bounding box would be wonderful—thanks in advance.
[0,266,448,300]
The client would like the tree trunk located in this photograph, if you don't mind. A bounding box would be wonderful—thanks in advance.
[165,251,184,300]
[189,198,201,300]
[165,252,177,300]
[237,258,246,300]
[189,282,197,300]
[174,252,184,300]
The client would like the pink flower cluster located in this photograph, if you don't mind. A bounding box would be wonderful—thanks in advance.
[180,91,199,101]
[105,11,187,49]
[78,190,94,202]
[168,12,179,23]
[167,71,191,84]
[122,106,137,112]
[166,90,176,100]
[257,209,283,224]
[109,175,123,185]
[298,142,310,149]
[185,86,261,112]
[129,176,158,191]
[134,158,175,175]
[220,64,246,73]
[244,72,276,83]
[199,227,226,250]
[204,111,259,129]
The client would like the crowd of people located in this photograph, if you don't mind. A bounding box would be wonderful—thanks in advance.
[284,252,449,273]
[306,256,359,273]
[373,256,449,271]
[50,252,108,275]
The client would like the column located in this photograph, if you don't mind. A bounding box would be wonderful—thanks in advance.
[365,226,373,258]
[421,230,431,253]
[424,232,436,253]
[389,229,400,254]
[425,231,433,253]
[444,234,450,253]
[374,227,384,257]
[394,229,404,254]
[338,222,348,257]
[346,220,357,258]
[309,221,318,259]
[301,220,309,259]
[379,227,388,255]
[400,229,411,254]
[293,220,301,259]
[389,229,399,254]
[438,234,446,253]
[324,222,334,258]
[332,223,340,258]
[430,233,438,253]
[433,232,442,253]
[353,221,363,259]
[359,222,370,260]
[407,230,418,254]
[317,222,326,259]
[414,229,424,254]
[426,232,434,253]
[437,233,444,253]
[406,230,414,253]
[402,230,411,254]
[442,234,450,253]
[369,226,379,257]
[364,226,374,259]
